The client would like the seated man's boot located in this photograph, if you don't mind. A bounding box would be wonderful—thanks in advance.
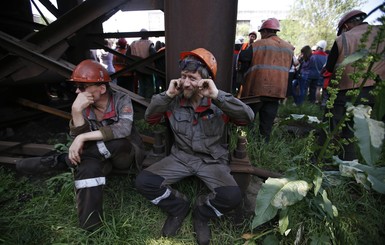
[16,152,66,174]
[193,209,211,245]
[161,202,190,237]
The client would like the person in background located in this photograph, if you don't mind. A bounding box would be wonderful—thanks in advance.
[318,10,385,160]
[284,45,299,104]
[240,31,257,50]
[113,38,136,92]
[235,31,257,96]
[135,48,254,245]
[308,40,328,104]
[98,39,116,84]
[128,28,156,98]
[16,60,145,230]
[292,45,312,106]
[238,18,294,142]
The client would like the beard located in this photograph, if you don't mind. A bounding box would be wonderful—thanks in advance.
[183,87,198,99]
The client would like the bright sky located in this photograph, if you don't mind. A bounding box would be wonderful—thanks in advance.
[32,0,384,28]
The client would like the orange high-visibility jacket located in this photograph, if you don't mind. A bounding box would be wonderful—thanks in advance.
[335,24,384,90]
[242,36,294,99]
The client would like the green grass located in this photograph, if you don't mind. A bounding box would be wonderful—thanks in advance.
[0,169,248,245]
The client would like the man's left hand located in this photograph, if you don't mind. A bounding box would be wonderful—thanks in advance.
[198,79,218,99]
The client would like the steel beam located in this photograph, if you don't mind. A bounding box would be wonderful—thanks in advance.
[0,31,74,78]
[164,0,238,92]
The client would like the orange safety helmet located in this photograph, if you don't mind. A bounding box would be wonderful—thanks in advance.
[259,18,280,32]
[180,48,217,79]
[68,59,112,83]
[337,10,367,35]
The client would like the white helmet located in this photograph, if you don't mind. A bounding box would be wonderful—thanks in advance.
[316,40,327,50]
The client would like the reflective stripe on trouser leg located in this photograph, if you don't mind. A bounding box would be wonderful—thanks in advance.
[75,177,106,189]
[135,170,189,216]
[195,186,242,220]
[73,142,107,230]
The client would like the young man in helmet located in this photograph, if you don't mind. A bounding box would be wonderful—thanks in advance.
[318,9,385,161]
[16,59,145,230]
[135,48,254,245]
[238,17,294,142]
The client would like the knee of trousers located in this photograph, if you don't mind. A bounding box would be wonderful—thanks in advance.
[135,170,167,200]
[74,159,104,180]
[212,186,242,212]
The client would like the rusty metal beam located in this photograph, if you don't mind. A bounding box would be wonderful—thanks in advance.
[0,141,55,156]
[164,0,238,92]
[0,31,74,78]
[0,0,128,84]
[37,0,61,18]
[88,31,165,39]
[93,41,165,77]
[27,0,128,48]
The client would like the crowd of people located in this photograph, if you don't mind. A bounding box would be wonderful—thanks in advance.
[15,9,385,245]
[91,28,166,99]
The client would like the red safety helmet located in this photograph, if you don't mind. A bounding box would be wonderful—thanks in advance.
[259,18,280,32]
[117,38,127,48]
[68,59,112,83]
[180,48,217,79]
[337,10,367,35]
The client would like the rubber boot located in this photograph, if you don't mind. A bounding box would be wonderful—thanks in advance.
[16,152,66,174]
[161,191,190,237]
[192,206,211,245]
[76,185,103,231]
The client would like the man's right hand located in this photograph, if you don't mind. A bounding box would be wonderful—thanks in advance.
[72,92,94,112]
[166,78,183,98]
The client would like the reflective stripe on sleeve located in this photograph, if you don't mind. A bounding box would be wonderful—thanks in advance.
[120,114,133,120]
[75,177,106,189]
[151,188,171,205]
[97,140,111,159]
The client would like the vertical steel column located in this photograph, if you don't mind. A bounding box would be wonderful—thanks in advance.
[164,0,238,92]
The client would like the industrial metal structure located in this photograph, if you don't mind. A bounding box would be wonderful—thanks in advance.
[0,0,238,101]
[0,0,282,189]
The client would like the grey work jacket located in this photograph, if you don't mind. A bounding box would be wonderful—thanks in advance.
[69,87,145,168]
[145,90,254,162]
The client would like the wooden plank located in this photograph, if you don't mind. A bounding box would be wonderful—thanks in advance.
[0,156,21,164]
[0,141,55,156]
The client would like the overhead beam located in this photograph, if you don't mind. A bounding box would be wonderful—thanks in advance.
[0,31,74,77]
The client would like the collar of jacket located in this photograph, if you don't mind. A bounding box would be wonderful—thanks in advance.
[179,96,212,113]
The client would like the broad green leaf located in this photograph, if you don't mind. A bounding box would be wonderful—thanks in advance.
[252,178,289,229]
[271,180,311,209]
[320,189,338,218]
[313,173,322,195]
[351,105,385,165]
[340,49,369,66]
[279,208,289,235]
[336,157,385,194]
[367,173,385,194]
